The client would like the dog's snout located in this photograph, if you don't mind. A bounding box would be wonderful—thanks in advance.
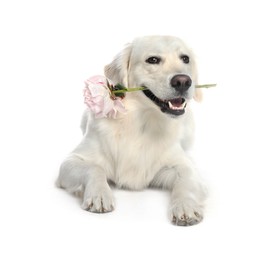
[171,74,192,93]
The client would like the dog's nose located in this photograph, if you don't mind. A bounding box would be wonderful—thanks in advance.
[170,74,192,93]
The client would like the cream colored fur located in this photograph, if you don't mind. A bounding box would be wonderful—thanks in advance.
[57,35,207,226]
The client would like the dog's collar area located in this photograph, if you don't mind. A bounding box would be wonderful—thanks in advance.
[142,89,186,116]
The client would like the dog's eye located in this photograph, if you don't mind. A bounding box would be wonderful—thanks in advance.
[180,55,190,64]
[146,56,161,64]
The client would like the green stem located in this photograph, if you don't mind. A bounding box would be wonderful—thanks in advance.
[112,84,216,94]
[195,84,217,88]
[113,87,147,94]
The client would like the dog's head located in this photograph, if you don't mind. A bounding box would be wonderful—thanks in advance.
[105,35,201,117]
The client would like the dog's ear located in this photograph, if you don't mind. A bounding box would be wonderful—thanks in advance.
[194,89,203,102]
[104,43,132,87]
[191,56,203,102]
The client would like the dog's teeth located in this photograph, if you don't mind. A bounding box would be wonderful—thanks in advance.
[168,101,174,109]
[168,101,186,110]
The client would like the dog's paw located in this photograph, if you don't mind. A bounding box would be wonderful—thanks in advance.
[170,198,203,226]
[81,188,115,213]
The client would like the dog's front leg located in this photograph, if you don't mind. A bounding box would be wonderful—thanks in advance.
[57,156,115,213]
[82,165,115,213]
[170,176,205,226]
[152,161,207,226]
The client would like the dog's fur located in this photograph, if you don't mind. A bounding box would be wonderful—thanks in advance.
[57,35,207,226]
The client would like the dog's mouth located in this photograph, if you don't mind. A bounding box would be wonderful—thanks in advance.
[143,89,187,116]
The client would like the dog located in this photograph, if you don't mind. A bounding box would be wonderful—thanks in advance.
[56,35,207,226]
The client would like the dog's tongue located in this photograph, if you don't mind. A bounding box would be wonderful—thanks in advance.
[170,98,183,106]
[168,98,186,110]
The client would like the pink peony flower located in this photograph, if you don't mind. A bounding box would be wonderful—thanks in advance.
[84,75,126,119]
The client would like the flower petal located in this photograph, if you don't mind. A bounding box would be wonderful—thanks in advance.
[85,75,108,86]
[83,75,126,119]
[113,98,127,114]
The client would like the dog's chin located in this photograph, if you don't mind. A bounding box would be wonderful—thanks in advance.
[142,89,187,116]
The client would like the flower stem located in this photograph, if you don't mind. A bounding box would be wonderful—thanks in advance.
[195,84,217,88]
[112,84,216,94]
[113,87,147,94]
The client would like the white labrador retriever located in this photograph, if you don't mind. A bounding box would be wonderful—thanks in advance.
[57,35,207,226]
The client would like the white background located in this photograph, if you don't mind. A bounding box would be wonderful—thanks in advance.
[1,0,272,259]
